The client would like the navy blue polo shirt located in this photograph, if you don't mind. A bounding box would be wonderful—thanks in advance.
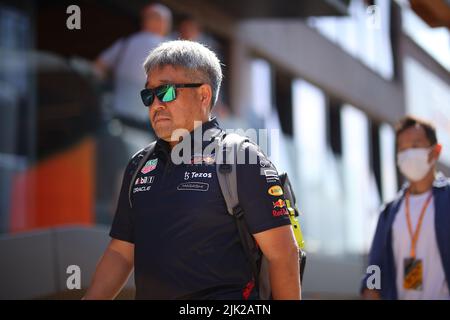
[110,118,291,299]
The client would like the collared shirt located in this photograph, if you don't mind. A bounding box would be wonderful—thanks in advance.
[110,118,291,299]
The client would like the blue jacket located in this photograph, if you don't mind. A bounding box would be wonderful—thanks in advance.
[362,173,450,299]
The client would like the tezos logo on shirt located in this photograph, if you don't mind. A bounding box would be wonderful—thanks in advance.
[184,171,212,180]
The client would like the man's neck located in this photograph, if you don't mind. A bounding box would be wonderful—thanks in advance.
[142,29,163,37]
[167,118,211,150]
[408,170,435,195]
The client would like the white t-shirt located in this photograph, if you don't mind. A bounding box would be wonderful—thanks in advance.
[100,31,165,122]
[393,190,450,299]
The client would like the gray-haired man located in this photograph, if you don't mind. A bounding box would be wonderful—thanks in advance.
[85,40,301,300]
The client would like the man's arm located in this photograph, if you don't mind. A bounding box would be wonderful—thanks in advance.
[93,58,110,80]
[93,37,125,79]
[235,141,300,299]
[254,225,301,300]
[83,238,134,300]
[360,203,392,300]
[362,289,381,300]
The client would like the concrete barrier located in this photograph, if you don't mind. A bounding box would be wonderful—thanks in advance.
[0,225,134,299]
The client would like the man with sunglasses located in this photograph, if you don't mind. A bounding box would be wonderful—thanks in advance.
[85,40,301,300]
[362,116,450,300]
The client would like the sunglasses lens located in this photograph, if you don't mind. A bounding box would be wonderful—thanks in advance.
[141,85,177,107]
[141,89,154,106]
[157,85,176,103]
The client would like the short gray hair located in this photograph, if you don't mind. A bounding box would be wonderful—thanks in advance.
[143,40,223,107]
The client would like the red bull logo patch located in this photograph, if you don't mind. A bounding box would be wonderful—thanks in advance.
[272,208,288,217]
[272,199,286,209]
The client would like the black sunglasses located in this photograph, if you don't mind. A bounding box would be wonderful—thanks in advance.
[140,83,203,107]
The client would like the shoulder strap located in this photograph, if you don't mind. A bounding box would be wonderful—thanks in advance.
[216,133,261,286]
[216,133,249,216]
[128,141,157,208]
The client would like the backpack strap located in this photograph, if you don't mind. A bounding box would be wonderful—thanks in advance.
[216,133,247,215]
[128,141,157,208]
[216,133,261,287]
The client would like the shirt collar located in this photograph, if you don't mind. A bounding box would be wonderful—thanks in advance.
[398,171,450,196]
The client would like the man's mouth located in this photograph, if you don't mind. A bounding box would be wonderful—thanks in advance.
[154,115,171,124]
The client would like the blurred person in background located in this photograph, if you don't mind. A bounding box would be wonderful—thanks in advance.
[174,14,217,51]
[94,3,172,154]
[362,116,450,300]
[173,15,230,120]
[177,14,202,41]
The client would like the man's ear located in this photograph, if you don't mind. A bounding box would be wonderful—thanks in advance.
[199,84,213,112]
[430,143,442,162]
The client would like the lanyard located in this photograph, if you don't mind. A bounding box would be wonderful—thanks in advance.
[405,190,433,258]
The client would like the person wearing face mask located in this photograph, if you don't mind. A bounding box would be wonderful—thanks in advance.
[361,116,450,300]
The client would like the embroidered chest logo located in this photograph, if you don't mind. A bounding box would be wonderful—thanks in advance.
[135,176,155,185]
[141,159,158,174]
[177,182,210,192]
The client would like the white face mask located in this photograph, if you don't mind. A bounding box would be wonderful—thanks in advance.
[397,147,434,182]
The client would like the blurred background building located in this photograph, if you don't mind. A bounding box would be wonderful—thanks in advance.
[0,0,449,299]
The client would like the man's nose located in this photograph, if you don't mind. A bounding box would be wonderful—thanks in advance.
[150,100,167,117]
